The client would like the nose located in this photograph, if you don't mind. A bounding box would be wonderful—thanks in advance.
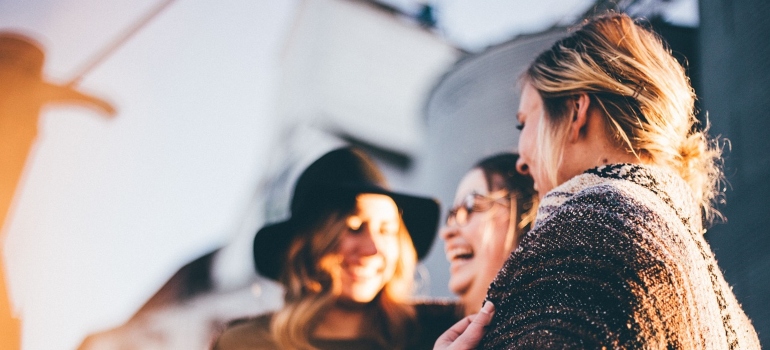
[516,157,530,176]
[357,227,379,257]
[439,224,458,240]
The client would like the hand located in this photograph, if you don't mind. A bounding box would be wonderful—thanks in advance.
[434,301,494,350]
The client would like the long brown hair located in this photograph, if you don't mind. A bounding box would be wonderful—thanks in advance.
[523,13,723,224]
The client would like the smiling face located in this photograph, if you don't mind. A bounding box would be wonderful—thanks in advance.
[332,193,402,304]
[516,82,552,197]
[440,169,516,314]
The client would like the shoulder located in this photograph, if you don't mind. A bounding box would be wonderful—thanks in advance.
[535,174,679,247]
[536,165,685,226]
[531,184,646,247]
[518,181,680,283]
[537,164,697,236]
[543,175,645,217]
[211,313,274,350]
[483,172,694,348]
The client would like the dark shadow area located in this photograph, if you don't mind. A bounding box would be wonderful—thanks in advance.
[699,0,770,347]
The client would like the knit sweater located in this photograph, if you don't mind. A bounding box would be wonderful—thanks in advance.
[481,164,759,349]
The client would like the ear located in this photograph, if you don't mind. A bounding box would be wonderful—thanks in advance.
[568,93,591,142]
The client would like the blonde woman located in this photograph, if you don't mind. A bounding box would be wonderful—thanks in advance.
[213,147,461,350]
[437,13,760,349]
[440,153,537,316]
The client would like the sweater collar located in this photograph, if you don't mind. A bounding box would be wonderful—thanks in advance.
[536,164,701,233]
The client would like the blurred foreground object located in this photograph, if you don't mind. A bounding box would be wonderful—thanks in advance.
[0,31,115,350]
[276,0,458,158]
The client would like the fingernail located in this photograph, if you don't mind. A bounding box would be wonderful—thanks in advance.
[482,300,494,312]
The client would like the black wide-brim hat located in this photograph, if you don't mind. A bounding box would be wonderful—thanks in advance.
[253,147,440,281]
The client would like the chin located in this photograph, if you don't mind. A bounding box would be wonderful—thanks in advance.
[344,294,378,304]
[344,286,383,303]
[447,278,469,297]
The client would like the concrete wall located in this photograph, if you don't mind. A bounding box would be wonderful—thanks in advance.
[698,0,770,347]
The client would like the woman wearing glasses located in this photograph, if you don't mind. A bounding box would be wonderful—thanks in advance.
[440,153,537,316]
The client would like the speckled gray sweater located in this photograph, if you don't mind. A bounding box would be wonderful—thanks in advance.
[482,164,759,349]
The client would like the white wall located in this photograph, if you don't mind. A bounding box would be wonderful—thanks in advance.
[1,1,298,348]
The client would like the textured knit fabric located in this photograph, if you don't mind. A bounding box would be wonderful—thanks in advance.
[481,164,760,349]
[211,301,462,349]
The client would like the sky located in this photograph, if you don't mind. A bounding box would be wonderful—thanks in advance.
[0,0,697,348]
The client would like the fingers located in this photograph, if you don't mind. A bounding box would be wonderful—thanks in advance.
[473,300,495,327]
[461,301,495,344]
[434,301,495,350]
[435,315,474,348]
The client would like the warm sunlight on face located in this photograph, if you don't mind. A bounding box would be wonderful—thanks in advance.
[335,193,401,303]
[516,82,550,197]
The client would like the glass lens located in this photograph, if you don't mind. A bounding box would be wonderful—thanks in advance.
[455,205,468,226]
[446,191,510,227]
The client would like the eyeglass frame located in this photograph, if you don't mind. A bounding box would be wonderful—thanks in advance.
[445,190,512,227]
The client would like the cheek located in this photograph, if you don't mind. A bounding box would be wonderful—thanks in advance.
[379,238,401,268]
[489,218,514,258]
[337,234,356,254]
[461,222,486,249]
[471,212,514,268]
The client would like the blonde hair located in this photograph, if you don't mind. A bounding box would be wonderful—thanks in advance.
[271,208,418,349]
[522,13,723,224]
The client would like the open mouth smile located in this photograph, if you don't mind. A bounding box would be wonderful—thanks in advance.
[446,246,474,262]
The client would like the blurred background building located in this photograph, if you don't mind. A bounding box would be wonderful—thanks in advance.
[1,0,767,349]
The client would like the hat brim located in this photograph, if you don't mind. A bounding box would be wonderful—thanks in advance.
[253,186,440,281]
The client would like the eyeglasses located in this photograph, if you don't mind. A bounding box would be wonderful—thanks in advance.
[445,191,511,227]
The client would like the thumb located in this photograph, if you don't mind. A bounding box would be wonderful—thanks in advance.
[436,301,494,350]
[464,301,494,342]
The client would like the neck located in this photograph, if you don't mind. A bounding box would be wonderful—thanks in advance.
[559,144,641,186]
[587,144,644,168]
[313,301,371,339]
[461,295,482,316]
[460,272,500,316]
[560,110,648,183]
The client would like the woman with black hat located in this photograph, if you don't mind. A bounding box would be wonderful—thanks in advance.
[212,147,461,350]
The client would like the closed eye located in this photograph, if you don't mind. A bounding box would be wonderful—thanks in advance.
[346,216,363,232]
